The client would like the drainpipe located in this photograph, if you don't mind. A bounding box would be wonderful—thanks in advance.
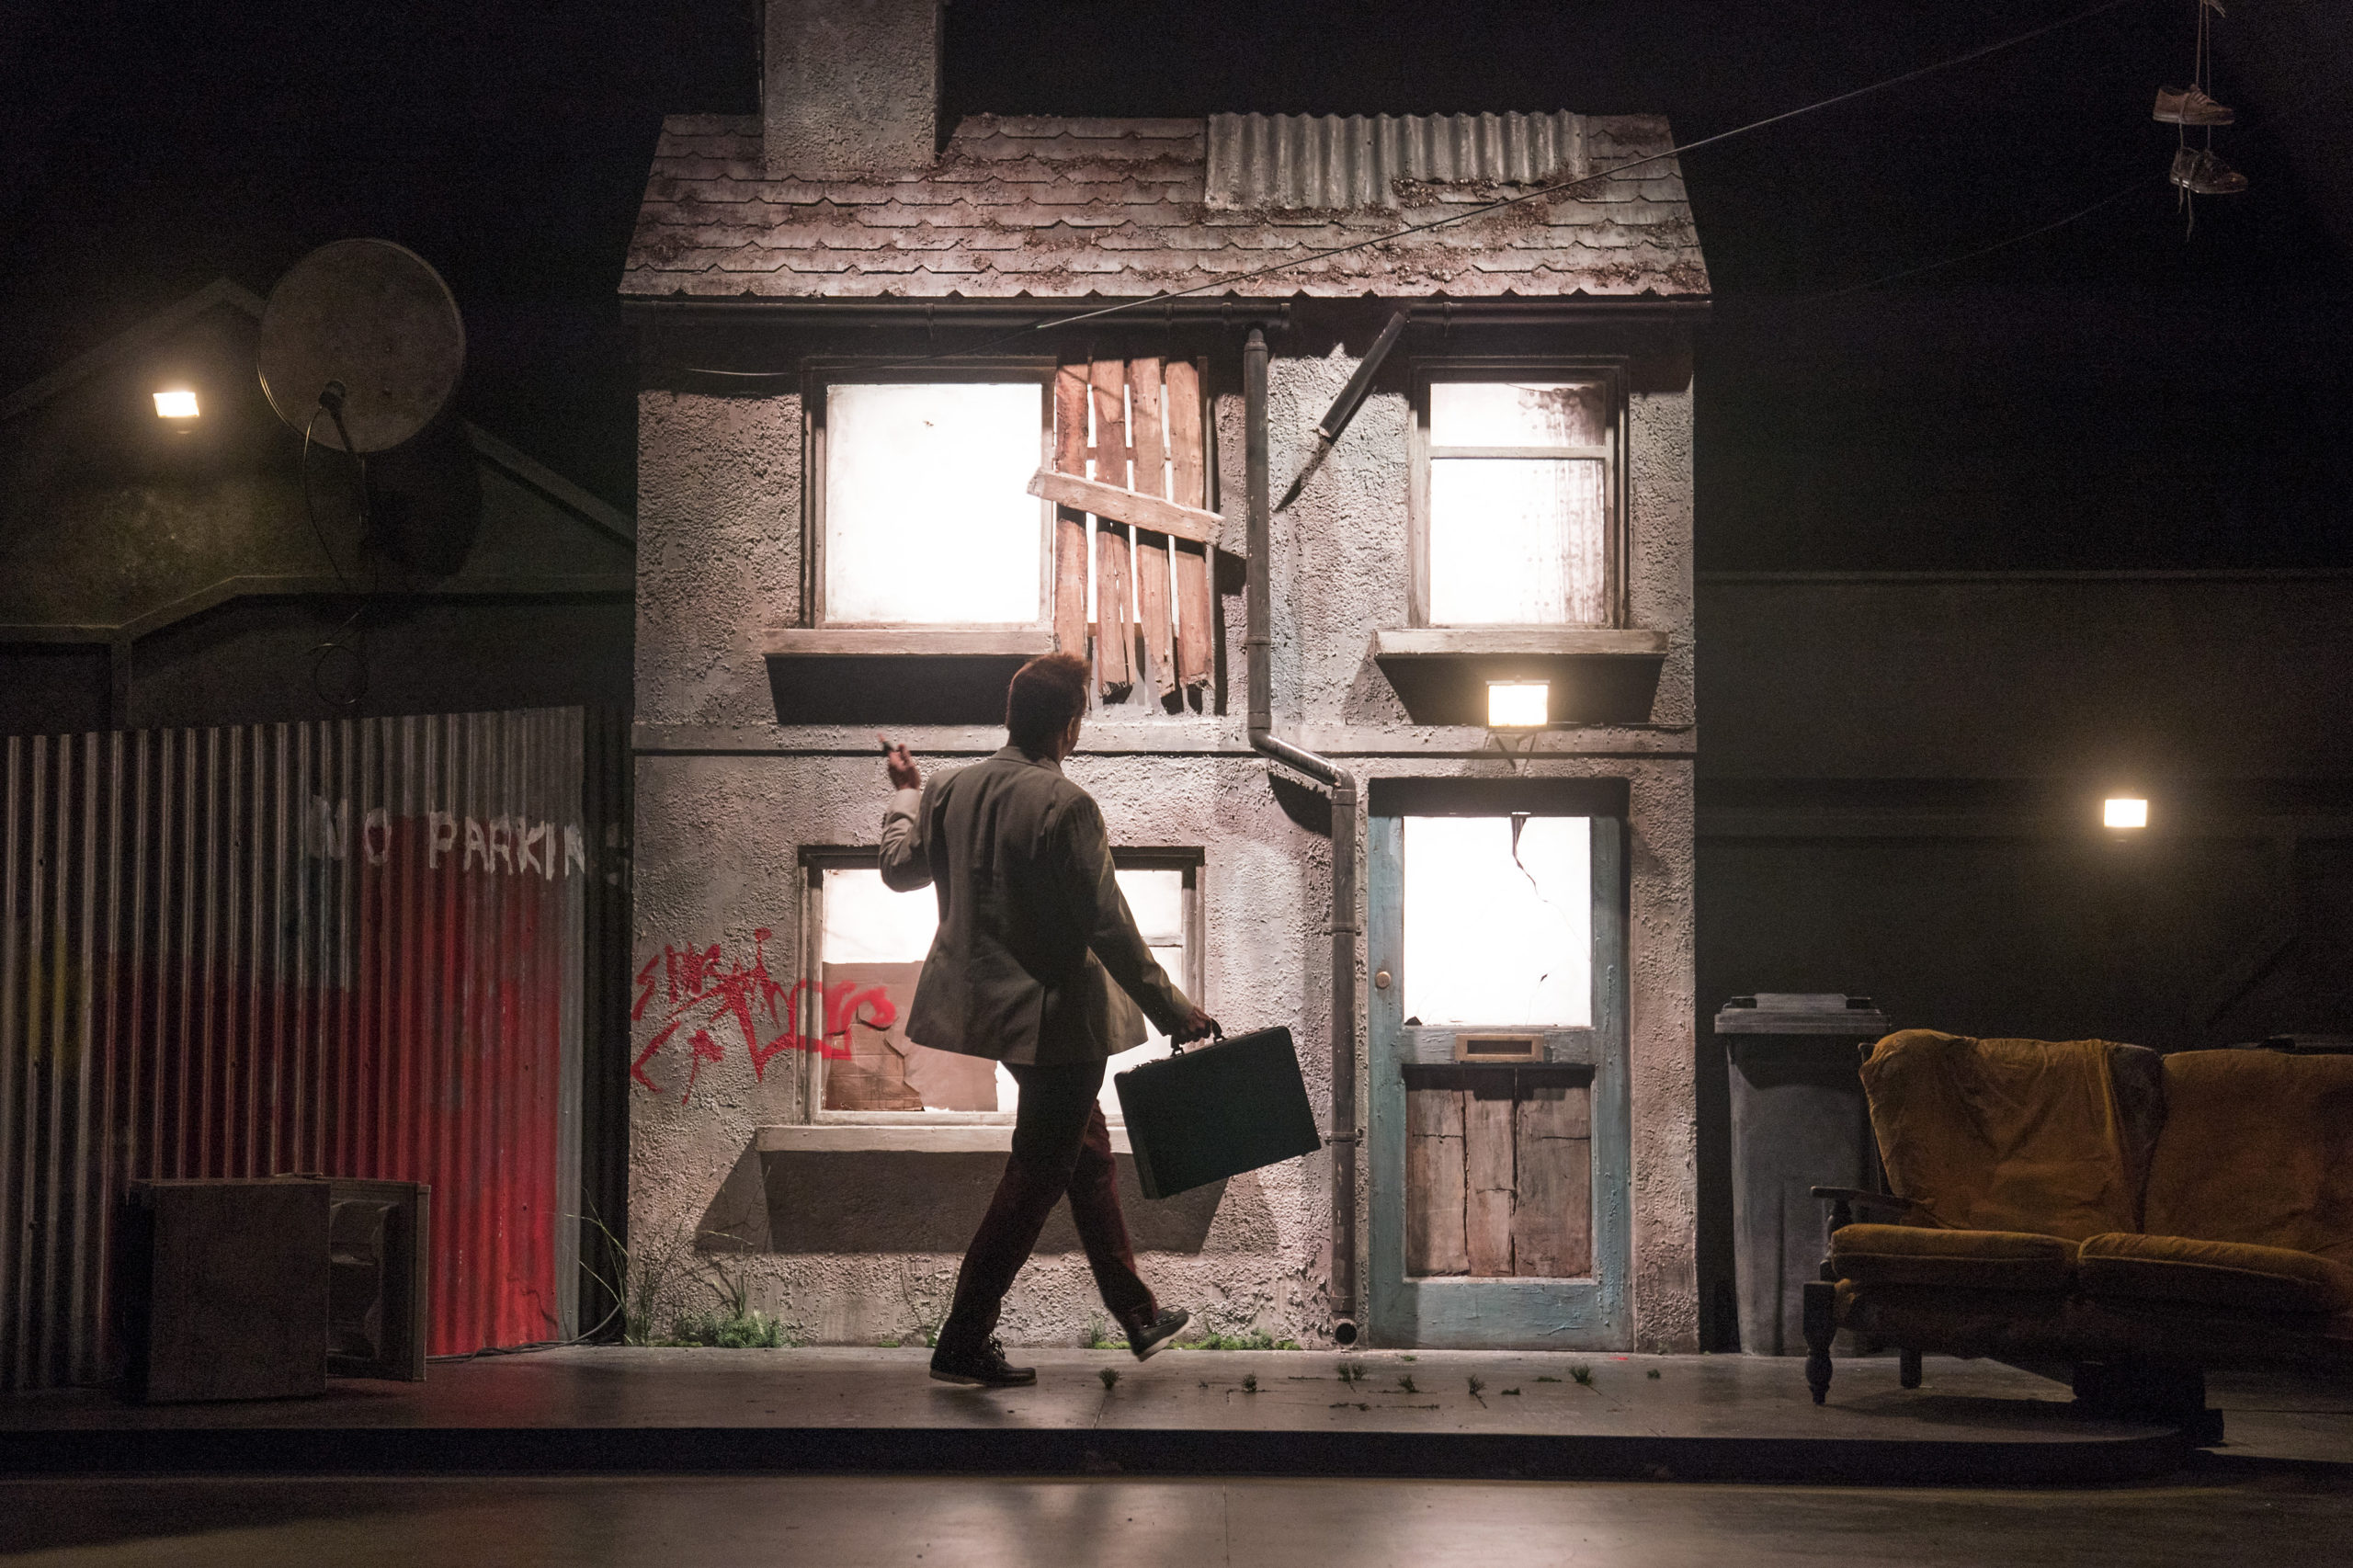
[1244,327,1361,1346]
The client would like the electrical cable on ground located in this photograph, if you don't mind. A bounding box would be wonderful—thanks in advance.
[676,0,2155,378]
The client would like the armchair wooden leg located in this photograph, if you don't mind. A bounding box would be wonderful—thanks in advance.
[1802,1280,1836,1405]
[1899,1348,1922,1390]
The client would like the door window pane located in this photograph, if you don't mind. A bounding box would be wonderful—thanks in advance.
[1401,815,1591,1027]
[824,382,1045,624]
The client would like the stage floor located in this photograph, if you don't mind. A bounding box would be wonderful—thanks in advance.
[0,1346,2210,1484]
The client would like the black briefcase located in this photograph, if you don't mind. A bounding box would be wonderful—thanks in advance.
[1115,1026,1323,1199]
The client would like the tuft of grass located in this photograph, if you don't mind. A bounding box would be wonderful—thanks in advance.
[1467,1376,1486,1404]
[1536,1375,1562,1383]
[1399,1353,1417,1362]
[877,1337,902,1349]
[1337,1361,1369,1385]
[1179,1331,1299,1351]
[1099,1368,1120,1391]
[1242,1373,1259,1393]
[666,1307,791,1348]
[1396,1374,1418,1394]
[1646,1368,1662,1380]
[1570,1363,1595,1386]
[1501,1387,1522,1396]
[1085,1316,1120,1351]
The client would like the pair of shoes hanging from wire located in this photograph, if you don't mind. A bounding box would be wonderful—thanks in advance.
[2158,0,2245,218]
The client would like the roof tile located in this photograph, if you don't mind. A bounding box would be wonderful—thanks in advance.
[624,112,1707,301]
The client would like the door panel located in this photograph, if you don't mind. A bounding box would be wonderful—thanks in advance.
[1369,812,1629,1347]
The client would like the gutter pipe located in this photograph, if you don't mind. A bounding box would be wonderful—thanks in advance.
[1243,327,1360,1346]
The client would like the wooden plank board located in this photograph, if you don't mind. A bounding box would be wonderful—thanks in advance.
[1127,357,1176,705]
[1512,1081,1593,1278]
[1464,1085,1517,1278]
[1088,359,1132,694]
[1165,358,1213,690]
[1025,470,1221,547]
[1051,364,1091,660]
[1404,1086,1467,1278]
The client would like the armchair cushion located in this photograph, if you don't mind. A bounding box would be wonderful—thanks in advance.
[1830,1222,2076,1291]
[1860,1030,2165,1242]
[2143,1051,2353,1267]
[2077,1232,2353,1317]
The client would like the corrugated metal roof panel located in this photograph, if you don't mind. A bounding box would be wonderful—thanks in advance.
[1204,113,1586,210]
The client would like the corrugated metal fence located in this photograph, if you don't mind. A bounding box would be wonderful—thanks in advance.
[2,707,597,1390]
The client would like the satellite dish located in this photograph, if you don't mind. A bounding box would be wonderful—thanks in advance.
[257,239,464,453]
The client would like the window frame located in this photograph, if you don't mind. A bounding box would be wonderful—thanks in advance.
[1406,360,1630,631]
[793,843,1206,1127]
[801,359,1060,631]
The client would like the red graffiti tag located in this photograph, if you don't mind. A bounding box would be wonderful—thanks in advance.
[631,929,898,1103]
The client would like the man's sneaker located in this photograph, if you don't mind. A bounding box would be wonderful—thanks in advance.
[929,1337,1037,1387]
[1123,1306,1189,1360]
[2154,85,2234,125]
[2170,146,2249,196]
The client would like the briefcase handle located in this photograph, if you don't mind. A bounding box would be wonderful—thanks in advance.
[1168,1019,1223,1057]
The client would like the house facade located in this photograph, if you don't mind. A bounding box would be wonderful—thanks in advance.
[623,0,1708,1349]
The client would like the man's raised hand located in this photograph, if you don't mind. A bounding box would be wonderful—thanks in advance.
[879,733,922,791]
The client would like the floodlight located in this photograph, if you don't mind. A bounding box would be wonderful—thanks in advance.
[2103,797,2149,830]
[1487,681,1549,728]
[153,390,199,419]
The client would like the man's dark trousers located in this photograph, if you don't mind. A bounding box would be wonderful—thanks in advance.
[940,1061,1154,1348]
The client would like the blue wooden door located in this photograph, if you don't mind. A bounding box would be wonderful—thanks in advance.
[1366,809,1629,1348]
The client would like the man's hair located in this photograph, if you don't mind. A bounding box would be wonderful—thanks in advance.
[1006,652,1089,752]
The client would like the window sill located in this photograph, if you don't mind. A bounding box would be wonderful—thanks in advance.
[1373,627,1668,660]
[756,1123,1133,1155]
[1372,627,1669,725]
[761,626,1056,723]
[764,626,1056,659]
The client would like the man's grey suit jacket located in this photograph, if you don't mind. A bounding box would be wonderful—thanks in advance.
[880,746,1192,1066]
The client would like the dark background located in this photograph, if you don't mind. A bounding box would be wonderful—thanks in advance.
[5,0,2348,566]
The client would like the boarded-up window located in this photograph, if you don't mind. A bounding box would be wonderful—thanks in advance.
[818,862,1193,1118]
[1401,814,1591,1028]
[1051,357,1216,706]
[822,381,1047,625]
[1424,380,1610,627]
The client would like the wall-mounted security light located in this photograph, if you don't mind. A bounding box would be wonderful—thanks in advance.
[153,389,199,420]
[1487,681,1549,728]
[2103,797,2149,830]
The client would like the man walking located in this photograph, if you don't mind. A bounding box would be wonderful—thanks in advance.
[880,652,1214,1387]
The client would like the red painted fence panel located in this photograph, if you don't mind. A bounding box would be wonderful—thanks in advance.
[1,708,587,1389]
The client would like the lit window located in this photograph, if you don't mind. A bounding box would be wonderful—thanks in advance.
[1401,815,1592,1028]
[153,390,199,419]
[1424,379,1611,626]
[2104,798,2149,829]
[817,859,1194,1119]
[821,381,1047,625]
[1487,681,1549,727]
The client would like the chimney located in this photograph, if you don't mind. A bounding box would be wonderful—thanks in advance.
[763,0,943,177]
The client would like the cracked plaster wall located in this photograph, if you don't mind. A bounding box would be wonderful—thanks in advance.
[631,318,1697,1350]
